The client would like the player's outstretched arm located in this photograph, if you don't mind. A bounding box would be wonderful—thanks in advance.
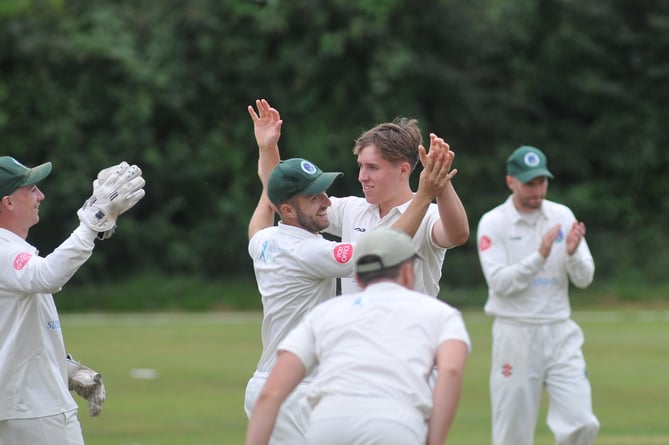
[427,339,468,445]
[246,351,306,445]
[391,141,451,238]
[428,133,469,248]
[248,192,275,240]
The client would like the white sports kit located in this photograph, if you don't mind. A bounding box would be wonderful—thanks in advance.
[326,196,445,297]
[279,281,471,445]
[245,222,356,445]
[477,196,599,445]
[0,225,98,445]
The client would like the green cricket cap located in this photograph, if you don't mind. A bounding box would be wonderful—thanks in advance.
[0,156,52,198]
[354,227,420,274]
[267,158,342,206]
[506,146,554,183]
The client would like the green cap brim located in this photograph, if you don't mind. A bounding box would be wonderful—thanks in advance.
[300,172,343,196]
[515,168,553,183]
[23,162,52,187]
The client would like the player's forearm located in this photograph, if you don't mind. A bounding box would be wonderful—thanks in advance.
[248,194,275,239]
[428,364,466,444]
[245,398,281,445]
[391,192,433,238]
[257,144,280,187]
[434,182,469,247]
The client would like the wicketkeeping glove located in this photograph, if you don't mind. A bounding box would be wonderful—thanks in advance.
[66,353,106,417]
[77,161,146,239]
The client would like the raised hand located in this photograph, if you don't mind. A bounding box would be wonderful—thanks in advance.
[566,221,586,255]
[416,133,457,200]
[248,99,282,186]
[248,99,282,152]
[539,224,562,258]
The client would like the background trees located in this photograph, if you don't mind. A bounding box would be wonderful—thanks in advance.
[1,0,666,297]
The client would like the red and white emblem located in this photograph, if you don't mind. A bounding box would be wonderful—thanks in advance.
[333,244,354,264]
[14,252,33,270]
[479,236,492,251]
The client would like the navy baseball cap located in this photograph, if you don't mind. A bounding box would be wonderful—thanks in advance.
[506,146,554,183]
[267,158,342,205]
[354,228,420,274]
[0,156,52,197]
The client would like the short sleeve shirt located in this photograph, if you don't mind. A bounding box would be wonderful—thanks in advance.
[279,281,471,419]
[326,196,446,297]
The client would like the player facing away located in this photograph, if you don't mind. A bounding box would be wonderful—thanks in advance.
[476,146,599,445]
[245,101,455,445]
[249,98,468,298]
[245,227,471,445]
[0,157,145,444]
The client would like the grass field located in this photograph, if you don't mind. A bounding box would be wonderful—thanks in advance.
[62,308,669,445]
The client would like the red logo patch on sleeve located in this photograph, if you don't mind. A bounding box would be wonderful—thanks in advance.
[333,243,354,264]
[14,252,33,270]
[479,236,492,251]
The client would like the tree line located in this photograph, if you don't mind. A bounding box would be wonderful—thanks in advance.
[1,0,667,294]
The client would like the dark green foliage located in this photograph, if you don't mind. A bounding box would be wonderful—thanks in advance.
[0,0,666,300]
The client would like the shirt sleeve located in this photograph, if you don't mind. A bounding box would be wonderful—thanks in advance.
[278,314,319,373]
[564,210,595,288]
[476,211,546,298]
[295,238,356,279]
[438,309,472,353]
[0,224,97,294]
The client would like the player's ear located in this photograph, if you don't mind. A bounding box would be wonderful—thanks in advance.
[278,202,294,218]
[505,175,515,191]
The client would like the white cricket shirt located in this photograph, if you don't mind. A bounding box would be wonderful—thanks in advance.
[248,222,356,373]
[279,281,471,420]
[326,196,446,297]
[477,196,595,323]
[0,224,97,420]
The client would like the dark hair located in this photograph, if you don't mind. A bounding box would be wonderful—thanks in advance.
[352,117,422,171]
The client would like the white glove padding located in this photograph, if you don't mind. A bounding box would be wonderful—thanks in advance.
[77,161,146,237]
[66,354,106,417]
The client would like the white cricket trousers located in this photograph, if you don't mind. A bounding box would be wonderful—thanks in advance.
[245,370,311,445]
[490,318,599,445]
[0,409,84,445]
[305,395,427,445]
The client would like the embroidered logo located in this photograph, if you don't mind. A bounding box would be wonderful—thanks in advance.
[479,236,492,251]
[300,160,317,175]
[13,252,32,270]
[334,244,354,264]
[354,227,366,232]
[555,228,564,243]
[502,363,513,377]
[523,152,540,167]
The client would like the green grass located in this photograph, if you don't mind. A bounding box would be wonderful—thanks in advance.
[62,309,669,445]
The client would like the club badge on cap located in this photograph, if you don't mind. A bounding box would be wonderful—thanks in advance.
[506,145,554,183]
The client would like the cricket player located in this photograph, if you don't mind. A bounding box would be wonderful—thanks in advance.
[476,145,599,445]
[245,227,471,445]
[0,156,145,444]
[245,101,455,445]
[249,98,469,298]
